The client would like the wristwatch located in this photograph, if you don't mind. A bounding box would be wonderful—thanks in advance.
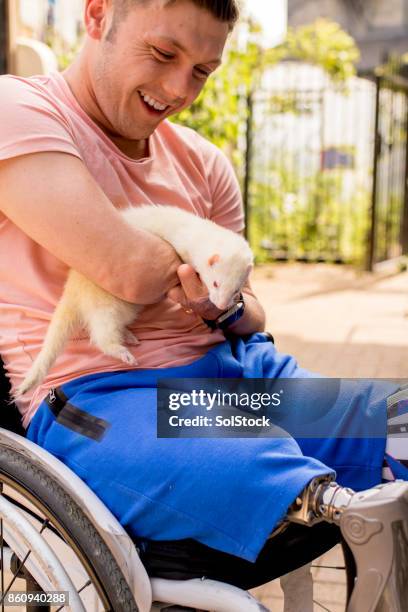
[203,293,245,330]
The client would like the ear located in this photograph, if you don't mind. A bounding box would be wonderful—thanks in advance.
[208,254,220,267]
[85,0,109,40]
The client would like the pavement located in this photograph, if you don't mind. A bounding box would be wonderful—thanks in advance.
[252,263,408,378]
[249,263,408,611]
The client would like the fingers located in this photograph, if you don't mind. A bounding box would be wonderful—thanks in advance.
[167,265,205,313]
[177,264,207,299]
[166,264,222,320]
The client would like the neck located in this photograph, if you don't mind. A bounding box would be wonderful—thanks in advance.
[63,54,148,160]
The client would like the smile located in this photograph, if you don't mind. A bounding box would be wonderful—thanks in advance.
[138,91,169,113]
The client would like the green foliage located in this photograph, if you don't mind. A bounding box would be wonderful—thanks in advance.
[171,15,363,265]
[250,163,371,266]
[172,17,360,177]
[281,19,360,82]
[171,20,285,181]
[44,27,84,70]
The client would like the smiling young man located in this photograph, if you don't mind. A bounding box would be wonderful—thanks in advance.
[0,0,407,594]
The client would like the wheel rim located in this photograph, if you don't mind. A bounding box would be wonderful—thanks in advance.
[0,473,115,611]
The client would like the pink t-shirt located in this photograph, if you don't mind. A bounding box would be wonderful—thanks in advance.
[0,72,244,428]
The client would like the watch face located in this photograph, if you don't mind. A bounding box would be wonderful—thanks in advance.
[203,294,245,330]
[218,304,240,324]
[218,300,245,330]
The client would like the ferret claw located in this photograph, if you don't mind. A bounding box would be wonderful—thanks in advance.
[117,348,138,365]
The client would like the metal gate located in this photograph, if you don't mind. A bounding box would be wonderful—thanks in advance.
[245,61,408,269]
[245,62,376,267]
[368,73,408,269]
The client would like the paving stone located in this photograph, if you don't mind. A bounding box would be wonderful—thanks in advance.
[249,264,408,610]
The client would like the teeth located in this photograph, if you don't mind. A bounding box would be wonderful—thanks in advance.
[139,91,167,111]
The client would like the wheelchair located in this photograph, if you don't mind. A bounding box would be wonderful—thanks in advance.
[0,358,407,612]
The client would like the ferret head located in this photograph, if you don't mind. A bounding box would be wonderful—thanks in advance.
[200,239,254,311]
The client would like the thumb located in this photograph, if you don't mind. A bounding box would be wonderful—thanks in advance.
[177,264,207,299]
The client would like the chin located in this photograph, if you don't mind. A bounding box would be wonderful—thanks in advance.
[121,122,160,141]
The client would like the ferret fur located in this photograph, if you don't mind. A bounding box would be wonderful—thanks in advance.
[17,205,253,396]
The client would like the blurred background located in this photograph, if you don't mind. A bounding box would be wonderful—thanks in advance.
[1,0,408,270]
[1,2,408,609]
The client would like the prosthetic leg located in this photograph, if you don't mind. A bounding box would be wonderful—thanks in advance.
[287,476,408,612]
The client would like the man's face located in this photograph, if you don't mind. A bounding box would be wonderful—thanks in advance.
[89,0,229,140]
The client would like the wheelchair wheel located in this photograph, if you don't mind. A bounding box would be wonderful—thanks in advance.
[0,443,139,611]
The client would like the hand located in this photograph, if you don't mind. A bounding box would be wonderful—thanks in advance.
[167,264,225,320]
[138,234,182,304]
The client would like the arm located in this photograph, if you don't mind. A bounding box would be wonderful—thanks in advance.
[0,152,181,304]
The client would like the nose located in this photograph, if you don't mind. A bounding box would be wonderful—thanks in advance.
[162,69,192,106]
[216,300,230,311]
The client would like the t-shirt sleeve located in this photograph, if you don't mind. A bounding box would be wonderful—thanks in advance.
[202,140,245,233]
[0,75,81,162]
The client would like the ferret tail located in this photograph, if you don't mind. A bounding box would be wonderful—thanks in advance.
[15,295,78,398]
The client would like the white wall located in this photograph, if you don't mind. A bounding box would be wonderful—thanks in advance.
[19,0,84,45]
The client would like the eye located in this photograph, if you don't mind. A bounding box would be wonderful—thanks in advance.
[152,47,175,60]
[213,281,219,288]
[194,67,211,80]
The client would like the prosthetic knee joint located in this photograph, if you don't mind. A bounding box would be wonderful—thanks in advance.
[287,476,408,612]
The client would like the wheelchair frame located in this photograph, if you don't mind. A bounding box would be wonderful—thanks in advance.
[0,428,268,611]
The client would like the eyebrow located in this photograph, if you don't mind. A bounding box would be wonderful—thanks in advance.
[152,35,222,66]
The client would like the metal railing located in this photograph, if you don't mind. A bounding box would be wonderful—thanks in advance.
[244,61,408,269]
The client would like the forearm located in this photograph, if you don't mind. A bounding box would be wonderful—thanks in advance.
[0,152,179,304]
[226,290,266,336]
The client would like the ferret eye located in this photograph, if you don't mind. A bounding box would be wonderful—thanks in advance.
[213,281,219,288]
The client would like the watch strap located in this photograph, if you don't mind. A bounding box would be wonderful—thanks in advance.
[203,293,245,330]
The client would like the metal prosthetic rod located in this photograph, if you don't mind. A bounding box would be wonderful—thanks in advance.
[287,477,408,612]
[287,475,354,527]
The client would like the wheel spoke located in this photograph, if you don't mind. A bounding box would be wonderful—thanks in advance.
[0,549,31,603]
[0,517,50,603]
[54,580,92,612]
[77,579,92,594]
[2,493,65,541]
[313,599,333,612]
[0,460,137,611]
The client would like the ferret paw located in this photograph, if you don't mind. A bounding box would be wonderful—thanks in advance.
[15,369,44,397]
[15,380,34,398]
[115,348,138,366]
[124,330,140,346]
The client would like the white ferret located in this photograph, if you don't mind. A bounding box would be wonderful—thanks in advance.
[17,205,253,396]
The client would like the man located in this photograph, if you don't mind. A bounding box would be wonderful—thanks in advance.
[0,0,407,593]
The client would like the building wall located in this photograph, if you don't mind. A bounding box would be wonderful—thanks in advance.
[369,0,405,29]
[288,0,408,71]
[288,0,348,29]
[18,0,83,46]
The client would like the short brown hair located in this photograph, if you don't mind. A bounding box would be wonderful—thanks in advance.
[170,0,240,27]
[113,0,240,29]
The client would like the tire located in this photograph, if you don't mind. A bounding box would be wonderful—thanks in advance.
[0,442,139,612]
